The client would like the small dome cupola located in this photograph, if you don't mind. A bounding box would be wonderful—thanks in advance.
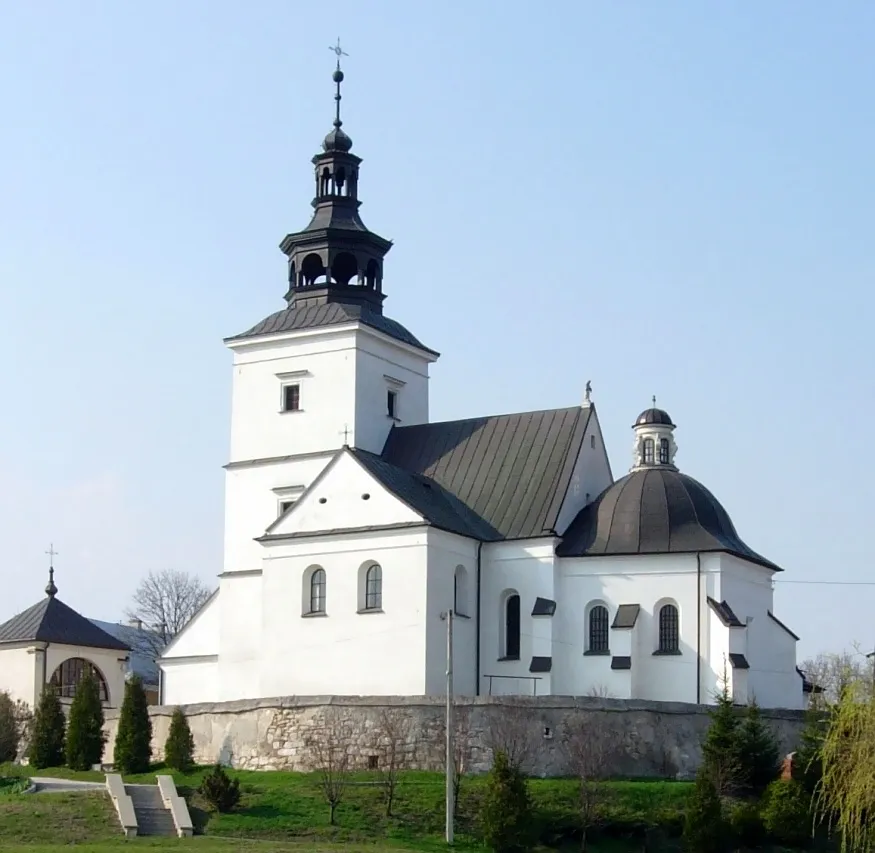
[631,396,678,472]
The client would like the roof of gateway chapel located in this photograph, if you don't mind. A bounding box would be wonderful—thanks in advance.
[381,406,592,540]
[0,586,131,652]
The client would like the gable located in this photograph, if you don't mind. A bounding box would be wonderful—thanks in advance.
[160,590,219,660]
[266,449,425,538]
[382,406,588,539]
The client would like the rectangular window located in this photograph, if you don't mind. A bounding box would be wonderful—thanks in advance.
[282,384,301,412]
[387,389,398,419]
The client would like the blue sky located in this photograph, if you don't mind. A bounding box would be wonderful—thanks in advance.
[1,2,872,664]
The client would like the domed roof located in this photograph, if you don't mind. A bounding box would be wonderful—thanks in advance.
[635,407,674,427]
[557,468,781,571]
[323,126,353,153]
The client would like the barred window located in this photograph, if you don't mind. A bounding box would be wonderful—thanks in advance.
[643,438,655,464]
[309,568,326,614]
[588,605,609,652]
[49,658,109,703]
[658,604,680,653]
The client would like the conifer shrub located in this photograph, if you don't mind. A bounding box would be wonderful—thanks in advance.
[682,770,727,853]
[65,672,106,771]
[114,675,152,774]
[479,749,534,853]
[164,707,195,772]
[199,763,241,813]
[701,678,740,795]
[27,688,65,769]
[793,705,828,796]
[728,799,765,848]
[0,691,19,763]
[761,778,811,847]
[735,699,781,795]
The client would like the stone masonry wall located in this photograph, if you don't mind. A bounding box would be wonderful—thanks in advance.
[102,696,805,780]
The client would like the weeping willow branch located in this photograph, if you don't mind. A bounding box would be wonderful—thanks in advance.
[816,682,875,853]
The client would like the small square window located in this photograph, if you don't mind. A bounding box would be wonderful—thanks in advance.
[387,389,398,419]
[282,384,301,412]
[278,500,295,517]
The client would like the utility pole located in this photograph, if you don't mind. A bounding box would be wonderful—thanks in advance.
[441,609,455,845]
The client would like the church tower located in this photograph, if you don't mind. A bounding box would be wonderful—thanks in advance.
[221,51,438,576]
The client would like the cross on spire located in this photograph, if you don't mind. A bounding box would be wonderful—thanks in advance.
[45,543,58,598]
[339,424,351,445]
[329,37,348,70]
[652,395,657,406]
[328,38,349,129]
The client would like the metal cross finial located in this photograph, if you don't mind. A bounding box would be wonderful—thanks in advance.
[45,543,58,568]
[329,38,348,69]
[652,395,657,407]
[339,424,351,445]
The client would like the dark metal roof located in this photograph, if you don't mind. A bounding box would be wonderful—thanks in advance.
[768,611,800,641]
[382,406,590,540]
[352,450,500,541]
[635,407,674,427]
[0,597,130,651]
[89,619,161,686]
[529,656,552,673]
[611,604,641,629]
[531,597,556,617]
[707,597,745,628]
[728,653,750,670]
[556,468,782,571]
[611,656,632,670]
[226,302,436,354]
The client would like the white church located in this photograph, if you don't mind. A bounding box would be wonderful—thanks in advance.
[157,67,805,711]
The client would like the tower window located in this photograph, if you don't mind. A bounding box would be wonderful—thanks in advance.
[658,604,680,653]
[309,568,326,614]
[365,564,383,611]
[588,605,610,653]
[282,384,301,413]
[643,438,654,465]
[659,438,670,464]
[387,390,398,419]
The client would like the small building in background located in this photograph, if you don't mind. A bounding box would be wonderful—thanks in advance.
[88,617,164,705]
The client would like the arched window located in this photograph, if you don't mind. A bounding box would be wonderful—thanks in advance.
[659,438,670,464]
[309,568,326,614]
[504,594,521,659]
[643,438,655,465]
[365,564,382,611]
[588,605,609,653]
[49,658,109,703]
[454,566,469,617]
[658,604,680,653]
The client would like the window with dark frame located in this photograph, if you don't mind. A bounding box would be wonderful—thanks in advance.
[49,658,109,703]
[658,604,680,653]
[387,389,397,419]
[365,564,382,610]
[505,594,521,659]
[279,500,295,517]
[282,383,301,412]
[588,605,609,652]
[659,438,670,464]
[643,438,655,465]
[309,568,326,614]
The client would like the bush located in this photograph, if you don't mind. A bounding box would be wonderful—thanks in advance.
[65,672,105,771]
[682,770,727,853]
[479,750,534,853]
[164,707,195,772]
[0,692,19,763]
[761,778,811,847]
[735,700,781,796]
[199,763,241,813]
[793,706,828,796]
[114,675,152,774]
[728,799,765,848]
[28,689,65,769]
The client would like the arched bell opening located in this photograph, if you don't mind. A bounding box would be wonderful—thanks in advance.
[365,259,381,291]
[319,167,332,197]
[331,252,359,286]
[301,253,327,287]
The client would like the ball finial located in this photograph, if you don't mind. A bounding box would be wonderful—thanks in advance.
[333,68,344,83]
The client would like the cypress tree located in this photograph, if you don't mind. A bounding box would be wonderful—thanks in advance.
[701,677,741,795]
[0,691,18,763]
[736,698,781,795]
[28,688,66,769]
[114,675,152,774]
[479,750,533,853]
[65,671,106,771]
[164,707,195,772]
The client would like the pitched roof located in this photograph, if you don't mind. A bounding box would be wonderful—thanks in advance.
[225,302,437,354]
[381,406,590,540]
[89,619,160,686]
[0,597,130,651]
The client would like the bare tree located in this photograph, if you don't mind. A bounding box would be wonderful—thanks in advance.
[372,708,410,817]
[304,709,351,826]
[800,646,874,708]
[484,706,534,773]
[127,570,212,656]
[563,714,623,852]
[586,684,615,699]
[452,704,473,804]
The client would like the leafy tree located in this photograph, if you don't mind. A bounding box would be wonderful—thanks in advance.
[164,707,195,772]
[701,672,740,795]
[479,749,533,853]
[28,688,65,769]
[762,778,811,847]
[114,675,152,774]
[199,763,241,812]
[0,691,20,763]
[682,769,727,853]
[735,698,781,795]
[65,672,105,771]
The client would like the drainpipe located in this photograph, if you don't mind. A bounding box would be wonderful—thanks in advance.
[696,553,702,704]
[41,643,49,703]
[475,541,483,696]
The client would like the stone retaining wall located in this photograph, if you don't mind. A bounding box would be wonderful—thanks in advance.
[102,696,806,780]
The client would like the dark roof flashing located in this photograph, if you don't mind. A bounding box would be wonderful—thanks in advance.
[611,656,632,670]
[529,656,552,673]
[612,604,640,629]
[768,611,800,642]
[531,597,556,617]
[707,597,745,628]
[728,652,750,670]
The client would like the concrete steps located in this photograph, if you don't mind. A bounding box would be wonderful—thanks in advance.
[125,784,177,837]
